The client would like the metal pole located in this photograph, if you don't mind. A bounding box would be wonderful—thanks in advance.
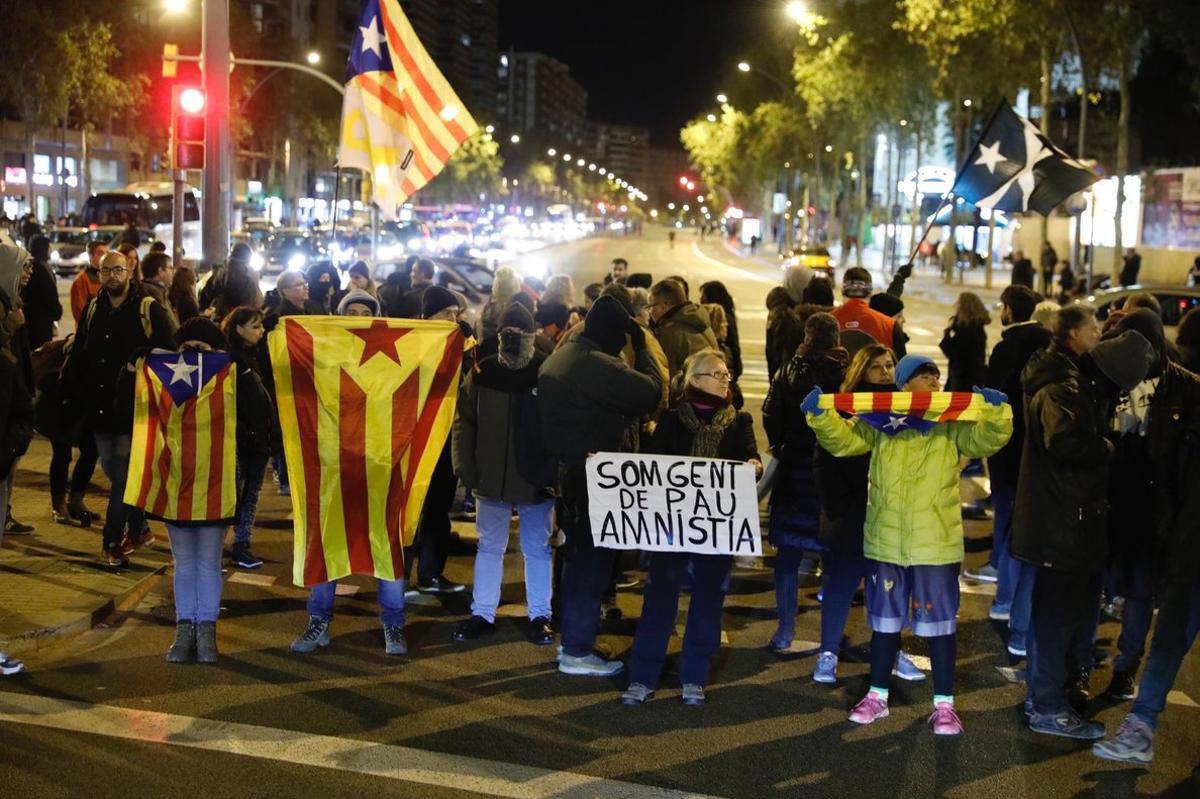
[330,164,341,254]
[202,0,232,270]
[173,170,185,267]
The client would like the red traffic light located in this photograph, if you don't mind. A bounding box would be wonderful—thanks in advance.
[179,87,205,114]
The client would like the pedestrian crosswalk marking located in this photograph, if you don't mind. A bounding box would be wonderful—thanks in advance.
[226,572,276,587]
[0,691,725,799]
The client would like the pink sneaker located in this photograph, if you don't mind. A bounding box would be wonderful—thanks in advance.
[848,692,889,725]
[929,701,963,735]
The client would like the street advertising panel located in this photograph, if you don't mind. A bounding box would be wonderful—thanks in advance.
[585,453,762,556]
[1141,168,1200,251]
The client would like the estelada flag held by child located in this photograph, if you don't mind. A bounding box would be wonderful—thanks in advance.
[125,350,239,524]
[269,317,465,587]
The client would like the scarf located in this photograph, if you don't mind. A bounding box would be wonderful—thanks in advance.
[817,391,1011,436]
[498,329,535,370]
[677,395,736,458]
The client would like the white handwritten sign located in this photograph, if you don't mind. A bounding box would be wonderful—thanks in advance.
[585,453,762,556]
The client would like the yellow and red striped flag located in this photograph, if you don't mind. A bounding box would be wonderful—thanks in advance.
[338,0,479,216]
[125,350,238,522]
[269,317,465,587]
[817,391,1012,435]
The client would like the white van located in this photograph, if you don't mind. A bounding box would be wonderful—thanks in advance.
[80,182,201,262]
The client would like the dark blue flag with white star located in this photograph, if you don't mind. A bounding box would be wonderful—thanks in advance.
[954,100,1099,215]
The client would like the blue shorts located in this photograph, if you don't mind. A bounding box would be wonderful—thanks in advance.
[865,561,961,637]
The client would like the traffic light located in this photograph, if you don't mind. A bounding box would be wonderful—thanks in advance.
[172,86,205,170]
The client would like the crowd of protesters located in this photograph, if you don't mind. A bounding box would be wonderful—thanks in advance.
[0,230,1198,770]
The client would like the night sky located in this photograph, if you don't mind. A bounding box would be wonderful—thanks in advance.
[498,0,800,148]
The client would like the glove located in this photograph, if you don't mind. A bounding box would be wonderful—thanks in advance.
[800,387,823,416]
[972,385,1007,407]
[627,318,647,351]
[896,261,914,280]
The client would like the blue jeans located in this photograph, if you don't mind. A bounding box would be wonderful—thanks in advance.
[820,549,872,653]
[629,553,733,687]
[234,452,269,546]
[1131,581,1200,730]
[1113,545,1158,675]
[771,545,804,646]
[990,480,1017,611]
[307,578,407,627]
[471,498,554,623]
[167,524,225,623]
[94,432,145,550]
[557,462,617,658]
[272,452,289,493]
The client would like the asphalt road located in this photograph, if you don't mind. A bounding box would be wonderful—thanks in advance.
[4,228,1199,798]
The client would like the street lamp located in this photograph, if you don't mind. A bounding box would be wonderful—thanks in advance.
[547,148,556,156]
[706,113,717,122]
[305,50,320,65]
[484,124,495,134]
[786,1,814,25]
[824,144,833,152]
[737,61,751,72]
[164,0,188,12]
[716,93,728,104]
[510,133,520,143]
[562,153,571,161]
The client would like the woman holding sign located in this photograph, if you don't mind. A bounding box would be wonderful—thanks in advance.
[801,355,1011,735]
[621,350,761,707]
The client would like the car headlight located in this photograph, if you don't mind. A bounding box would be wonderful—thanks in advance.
[249,252,265,270]
[50,250,60,262]
[287,253,307,271]
[408,237,422,251]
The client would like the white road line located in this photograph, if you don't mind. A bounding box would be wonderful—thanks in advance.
[689,243,775,285]
[0,692,724,799]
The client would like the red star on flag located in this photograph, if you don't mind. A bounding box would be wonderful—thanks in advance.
[349,321,409,366]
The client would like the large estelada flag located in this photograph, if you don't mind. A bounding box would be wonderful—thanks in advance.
[954,99,1099,215]
[338,0,479,216]
[817,392,1012,436]
[125,350,238,523]
[269,317,465,587]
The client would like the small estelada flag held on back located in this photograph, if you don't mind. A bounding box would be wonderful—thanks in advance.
[817,392,1012,436]
[126,350,238,523]
[954,99,1099,215]
[269,317,465,588]
[337,0,479,216]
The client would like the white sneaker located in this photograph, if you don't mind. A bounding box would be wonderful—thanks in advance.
[0,652,25,676]
[558,652,624,676]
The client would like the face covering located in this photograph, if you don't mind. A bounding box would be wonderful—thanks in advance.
[498,328,535,370]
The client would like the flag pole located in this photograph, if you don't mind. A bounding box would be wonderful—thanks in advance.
[330,162,342,261]
[902,98,1009,269]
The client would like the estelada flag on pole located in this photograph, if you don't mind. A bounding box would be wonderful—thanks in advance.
[337,0,479,217]
[816,392,1012,436]
[269,317,465,587]
[125,350,238,523]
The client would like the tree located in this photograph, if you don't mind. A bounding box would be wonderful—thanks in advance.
[421,130,503,204]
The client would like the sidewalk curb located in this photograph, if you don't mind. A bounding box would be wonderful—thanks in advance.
[2,560,170,657]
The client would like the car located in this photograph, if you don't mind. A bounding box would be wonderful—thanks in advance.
[87,226,158,260]
[781,247,836,280]
[46,227,91,276]
[261,228,325,274]
[372,256,494,324]
[1087,284,1200,341]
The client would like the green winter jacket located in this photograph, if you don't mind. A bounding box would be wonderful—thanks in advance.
[806,401,1012,565]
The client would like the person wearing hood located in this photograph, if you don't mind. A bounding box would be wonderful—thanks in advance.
[378,262,413,318]
[539,296,663,676]
[1014,304,1155,741]
[0,244,36,539]
[1097,309,1200,704]
[648,278,718,377]
[803,354,1012,736]
[336,288,381,317]
[762,313,849,654]
[621,349,761,707]
[452,302,557,645]
[304,261,340,315]
[1093,325,1200,765]
[974,285,1052,657]
[21,235,61,349]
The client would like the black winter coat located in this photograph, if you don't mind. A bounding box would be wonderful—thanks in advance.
[538,334,662,461]
[644,405,759,464]
[762,350,848,549]
[939,322,987,392]
[21,258,61,349]
[61,285,176,434]
[230,349,280,457]
[1012,346,1117,573]
[985,322,1053,487]
[0,348,34,481]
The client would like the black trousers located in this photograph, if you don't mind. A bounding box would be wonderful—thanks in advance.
[1028,567,1102,716]
[408,445,457,584]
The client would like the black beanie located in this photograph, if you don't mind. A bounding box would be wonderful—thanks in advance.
[510,292,535,315]
[422,285,458,318]
[583,295,630,356]
[500,302,536,333]
[803,311,841,354]
[175,317,227,351]
[1110,308,1167,376]
[535,301,570,330]
[1090,330,1154,391]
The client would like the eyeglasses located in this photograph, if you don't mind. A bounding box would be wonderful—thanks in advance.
[98,266,128,276]
[695,371,732,382]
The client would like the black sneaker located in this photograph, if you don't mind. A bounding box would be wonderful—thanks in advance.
[417,575,465,594]
[452,615,495,642]
[1029,710,1105,740]
[1066,668,1091,710]
[1105,670,1137,700]
[527,616,555,646]
[231,544,264,570]
[4,516,33,535]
